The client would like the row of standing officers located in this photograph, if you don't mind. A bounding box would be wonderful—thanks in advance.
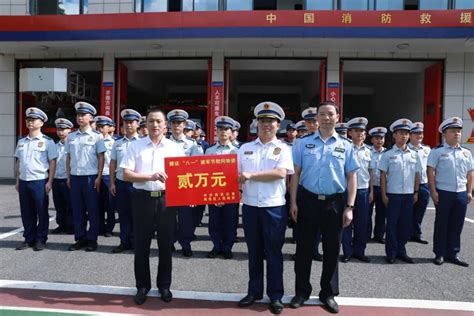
[14,100,472,314]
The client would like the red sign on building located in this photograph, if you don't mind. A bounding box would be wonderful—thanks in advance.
[165,154,240,207]
[209,81,224,144]
[327,82,341,115]
[100,82,114,117]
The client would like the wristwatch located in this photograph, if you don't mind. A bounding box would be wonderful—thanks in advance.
[345,204,354,209]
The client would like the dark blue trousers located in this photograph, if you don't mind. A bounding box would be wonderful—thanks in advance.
[385,193,413,258]
[99,175,115,234]
[411,183,431,239]
[193,204,206,228]
[208,203,239,252]
[52,178,73,228]
[242,204,287,301]
[70,175,100,242]
[18,179,49,244]
[177,206,195,250]
[368,186,386,240]
[433,190,468,259]
[116,179,134,248]
[342,188,369,257]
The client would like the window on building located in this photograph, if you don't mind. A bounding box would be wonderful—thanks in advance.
[30,0,88,15]
[254,0,277,10]
[226,0,252,10]
[135,0,167,12]
[419,0,448,9]
[455,0,474,9]
[305,0,334,10]
[183,0,219,11]
[375,0,404,10]
[339,0,369,10]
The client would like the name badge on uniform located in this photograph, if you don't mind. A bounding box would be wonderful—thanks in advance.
[305,144,315,149]
[390,156,397,160]
[244,151,253,155]
[441,153,449,157]
[37,142,44,148]
[463,151,469,158]
[273,147,281,155]
[334,147,345,153]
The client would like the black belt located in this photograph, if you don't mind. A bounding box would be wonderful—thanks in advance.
[302,187,341,201]
[135,189,165,198]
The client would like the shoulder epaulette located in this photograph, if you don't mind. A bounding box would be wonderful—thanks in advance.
[301,132,315,139]
[42,135,52,140]
[18,136,26,141]
[186,136,195,141]
[339,135,352,143]
[436,144,443,148]
[116,136,124,141]
[386,145,394,151]
[461,145,470,151]
[92,129,101,134]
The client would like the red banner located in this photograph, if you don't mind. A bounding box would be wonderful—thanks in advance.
[100,82,114,117]
[209,82,223,144]
[327,82,340,108]
[165,154,239,207]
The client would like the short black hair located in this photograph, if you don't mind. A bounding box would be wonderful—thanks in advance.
[318,101,339,114]
[146,107,166,118]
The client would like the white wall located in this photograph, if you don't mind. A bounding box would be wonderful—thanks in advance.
[0,54,16,178]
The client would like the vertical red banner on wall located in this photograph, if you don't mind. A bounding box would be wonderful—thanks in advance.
[101,82,114,117]
[209,81,224,144]
[327,82,341,116]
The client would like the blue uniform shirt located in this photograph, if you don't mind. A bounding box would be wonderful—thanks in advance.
[378,145,423,194]
[292,131,360,195]
[170,135,203,156]
[65,128,106,176]
[15,133,58,181]
[369,147,385,187]
[427,144,474,193]
[205,142,238,155]
[408,143,431,184]
[54,141,67,179]
[354,144,371,189]
[110,135,140,181]
[101,135,115,176]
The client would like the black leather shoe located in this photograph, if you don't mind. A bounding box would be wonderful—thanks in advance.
[112,244,131,253]
[340,255,351,263]
[410,236,428,244]
[52,226,66,234]
[33,241,46,251]
[446,256,469,267]
[238,294,263,307]
[223,251,233,259]
[386,256,395,264]
[373,237,385,244]
[353,254,370,263]
[103,232,114,237]
[433,256,444,265]
[320,296,339,314]
[85,241,98,252]
[396,254,415,264]
[159,289,173,303]
[68,239,87,251]
[15,242,33,250]
[313,252,323,261]
[207,250,220,258]
[269,300,284,314]
[133,287,149,305]
[182,248,193,257]
[289,295,307,309]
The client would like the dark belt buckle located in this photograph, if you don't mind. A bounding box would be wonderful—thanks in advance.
[317,195,326,201]
[150,191,162,198]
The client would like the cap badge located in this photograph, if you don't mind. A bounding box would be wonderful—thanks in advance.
[263,103,270,110]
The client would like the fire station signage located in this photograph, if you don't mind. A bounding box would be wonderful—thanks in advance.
[165,154,239,207]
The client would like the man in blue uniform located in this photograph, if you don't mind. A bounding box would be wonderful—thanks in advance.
[427,117,472,267]
[367,127,387,244]
[52,118,74,235]
[14,107,57,251]
[408,122,431,244]
[341,117,372,263]
[289,101,358,314]
[237,102,294,315]
[110,109,141,253]
[205,116,239,259]
[231,121,242,148]
[379,119,422,264]
[66,102,106,252]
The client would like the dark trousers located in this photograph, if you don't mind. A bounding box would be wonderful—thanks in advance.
[18,179,49,244]
[52,178,73,228]
[385,193,413,258]
[116,179,134,248]
[433,190,468,258]
[99,175,116,234]
[368,186,386,240]
[294,187,344,300]
[177,206,195,250]
[70,175,100,242]
[242,204,287,301]
[342,188,369,257]
[193,204,206,227]
[208,203,239,252]
[411,183,431,239]
[132,189,176,291]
